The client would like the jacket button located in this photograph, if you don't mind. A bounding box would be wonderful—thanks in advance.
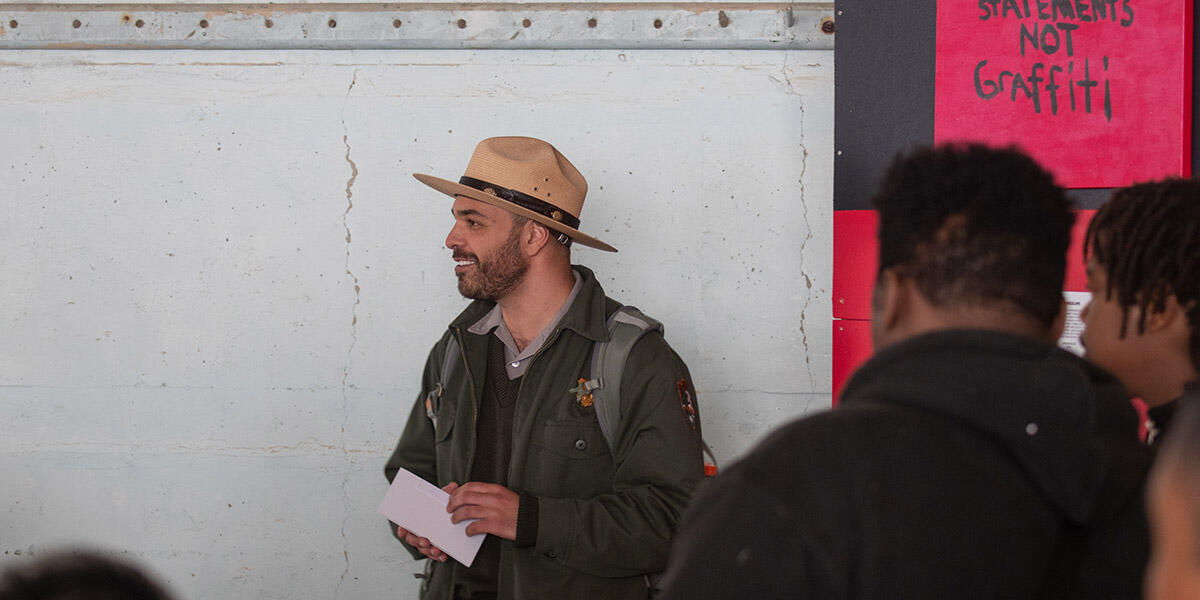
[546,551,557,558]
[574,439,587,451]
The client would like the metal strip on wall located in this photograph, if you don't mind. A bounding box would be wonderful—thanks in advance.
[0,3,834,50]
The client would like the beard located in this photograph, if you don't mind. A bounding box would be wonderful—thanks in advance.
[455,227,530,301]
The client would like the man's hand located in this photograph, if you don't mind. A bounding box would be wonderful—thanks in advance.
[446,482,519,541]
[395,482,462,562]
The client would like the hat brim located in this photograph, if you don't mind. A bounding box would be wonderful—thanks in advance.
[413,173,617,252]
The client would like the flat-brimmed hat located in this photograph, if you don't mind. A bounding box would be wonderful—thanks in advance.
[414,136,616,252]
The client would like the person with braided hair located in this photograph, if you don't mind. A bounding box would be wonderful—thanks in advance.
[1082,178,1200,445]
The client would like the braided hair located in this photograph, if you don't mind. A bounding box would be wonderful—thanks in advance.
[1085,178,1200,371]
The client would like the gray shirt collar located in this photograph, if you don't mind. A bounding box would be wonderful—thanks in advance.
[467,271,583,379]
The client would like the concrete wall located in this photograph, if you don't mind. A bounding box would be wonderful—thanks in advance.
[0,46,833,598]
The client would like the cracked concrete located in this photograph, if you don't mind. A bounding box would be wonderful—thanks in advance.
[780,52,817,387]
[0,50,834,600]
[335,68,360,600]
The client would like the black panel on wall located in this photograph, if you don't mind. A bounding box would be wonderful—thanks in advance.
[834,0,1200,211]
[833,0,935,211]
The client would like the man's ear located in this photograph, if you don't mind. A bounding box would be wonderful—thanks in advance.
[1048,296,1067,343]
[1146,294,1187,335]
[522,221,551,257]
[875,269,907,333]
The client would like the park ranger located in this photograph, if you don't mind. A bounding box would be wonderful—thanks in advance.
[384,136,705,600]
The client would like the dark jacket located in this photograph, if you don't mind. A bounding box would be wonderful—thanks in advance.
[1147,401,1177,446]
[385,265,704,600]
[1148,380,1200,445]
[660,329,1151,600]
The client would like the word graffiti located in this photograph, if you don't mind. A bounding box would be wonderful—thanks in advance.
[974,56,1111,119]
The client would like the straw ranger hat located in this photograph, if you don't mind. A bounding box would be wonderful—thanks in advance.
[414,136,617,252]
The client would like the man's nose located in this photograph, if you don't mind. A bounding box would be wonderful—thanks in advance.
[445,222,462,250]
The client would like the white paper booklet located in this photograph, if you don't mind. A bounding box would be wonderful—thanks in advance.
[378,468,484,567]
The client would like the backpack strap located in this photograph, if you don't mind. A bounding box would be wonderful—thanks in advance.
[584,306,715,597]
[440,336,460,395]
[424,335,460,433]
[588,306,663,453]
[586,306,720,474]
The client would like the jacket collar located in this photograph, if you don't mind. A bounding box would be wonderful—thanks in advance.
[448,264,610,342]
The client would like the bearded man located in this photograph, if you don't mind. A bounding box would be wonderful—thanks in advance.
[384,137,705,600]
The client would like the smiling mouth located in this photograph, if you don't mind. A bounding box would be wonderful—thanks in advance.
[453,256,477,274]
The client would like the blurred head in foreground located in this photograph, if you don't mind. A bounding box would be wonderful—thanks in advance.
[1147,398,1200,600]
[0,550,174,600]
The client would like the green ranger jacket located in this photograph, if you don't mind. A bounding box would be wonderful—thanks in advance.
[384,265,705,600]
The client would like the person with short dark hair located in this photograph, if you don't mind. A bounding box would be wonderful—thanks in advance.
[1146,396,1200,600]
[0,550,175,600]
[1082,178,1200,445]
[658,144,1152,599]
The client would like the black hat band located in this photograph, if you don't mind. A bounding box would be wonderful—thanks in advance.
[458,176,581,230]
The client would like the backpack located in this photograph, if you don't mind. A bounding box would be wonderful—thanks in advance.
[426,305,717,474]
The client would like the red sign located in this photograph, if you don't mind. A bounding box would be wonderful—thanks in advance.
[935,0,1192,188]
[833,210,879,320]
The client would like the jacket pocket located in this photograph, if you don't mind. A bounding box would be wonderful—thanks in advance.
[532,420,609,459]
[526,420,613,498]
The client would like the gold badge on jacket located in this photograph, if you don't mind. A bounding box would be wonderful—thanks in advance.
[569,378,595,407]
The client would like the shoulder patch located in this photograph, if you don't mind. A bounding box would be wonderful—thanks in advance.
[677,379,697,430]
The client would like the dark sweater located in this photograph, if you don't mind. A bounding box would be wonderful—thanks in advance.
[455,336,521,599]
[660,330,1152,600]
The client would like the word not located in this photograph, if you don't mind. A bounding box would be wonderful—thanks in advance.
[1020,21,1079,56]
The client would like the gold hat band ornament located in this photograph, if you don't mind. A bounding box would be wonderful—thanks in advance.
[413,136,617,252]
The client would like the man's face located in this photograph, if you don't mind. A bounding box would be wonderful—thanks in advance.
[1146,469,1200,600]
[445,196,529,301]
[1080,258,1154,397]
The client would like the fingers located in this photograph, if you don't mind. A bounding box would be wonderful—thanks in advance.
[465,520,487,537]
[403,531,428,548]
[414,535,447,562]
[449,504,487,524]
[445,482,502,513]
[421,543,448,562]
[453,507,491,537]
[442,481,460,494]
[398,527,448,562]
[444,482,519,541]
